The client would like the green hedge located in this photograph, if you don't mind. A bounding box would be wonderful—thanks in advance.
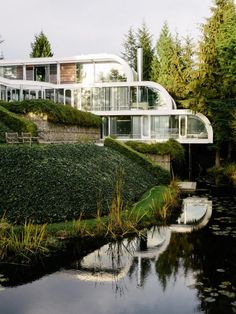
[0,105,37,142]
[0,99,101,128]
[104,137,170,184]
[0,144,160,224]
[125,139,184,162]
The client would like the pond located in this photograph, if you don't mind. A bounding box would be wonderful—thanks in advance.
[0,193,236,314]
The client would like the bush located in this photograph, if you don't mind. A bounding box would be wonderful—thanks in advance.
[0,144,160,224]
[125,139,184,162]
[0,99,101,128]
[104,137,170,184]
[0,105,37,142]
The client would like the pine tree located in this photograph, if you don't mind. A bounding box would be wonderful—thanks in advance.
[151,22,194,100]
[136,22,154,80]
[197,0,236,99]
[30,31,53,58]
[195,0,236,166]
[122,27,138,70]
[151,22,174,87]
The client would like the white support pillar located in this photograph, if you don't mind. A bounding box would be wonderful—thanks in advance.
[23,64,26,80]
[57,62,60,84]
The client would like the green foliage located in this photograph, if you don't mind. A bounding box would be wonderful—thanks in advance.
[151,22,195,100]
[0,105,37,142]
[122,27,138,70]
[0,222,48,261]
[205,99,236,146]
[104,137,170,184]
[0,121,14,143]
[30,31,53,58]
[0,144,160,224]
[224,163,236,185]
[125,139,184,162]
[122,22,154,80]
[137,22,154,80]
[196,0,236,100]
[1,99,101,128]
[216,13,236,96]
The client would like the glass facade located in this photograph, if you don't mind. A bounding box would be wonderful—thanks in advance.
[0,66,23,80]
[76,62,127,84]
[74,86,165,111]
[104,115,207,141]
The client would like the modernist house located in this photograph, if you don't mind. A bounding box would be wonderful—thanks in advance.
[0,53,213,143]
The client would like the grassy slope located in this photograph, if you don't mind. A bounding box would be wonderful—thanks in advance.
[0,144,162,224]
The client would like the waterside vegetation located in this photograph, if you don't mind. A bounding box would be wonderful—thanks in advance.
[0,182,180,264]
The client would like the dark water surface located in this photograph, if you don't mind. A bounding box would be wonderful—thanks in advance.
[0,194,236,314]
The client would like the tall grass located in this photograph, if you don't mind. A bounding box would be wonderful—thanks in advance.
[151,179,180,222]
[0,221,48,261]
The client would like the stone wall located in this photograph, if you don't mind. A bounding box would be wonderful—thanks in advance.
[27,114,100,143]
[146,153,171,171]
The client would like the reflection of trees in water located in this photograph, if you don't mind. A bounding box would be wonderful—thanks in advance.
[127,257,152,288]
[155,232,202,291]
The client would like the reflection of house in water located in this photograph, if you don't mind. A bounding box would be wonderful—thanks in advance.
[62,197,212,285]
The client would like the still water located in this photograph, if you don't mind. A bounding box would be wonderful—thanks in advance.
[0,194,236,314]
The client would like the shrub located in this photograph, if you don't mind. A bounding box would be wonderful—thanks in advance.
[0,105,37,142]
[0,99,101,128]
[104,137,170,184]
[0,144,160,224]
[125,139,184,162]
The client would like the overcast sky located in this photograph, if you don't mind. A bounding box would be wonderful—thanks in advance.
[1,0,214,60]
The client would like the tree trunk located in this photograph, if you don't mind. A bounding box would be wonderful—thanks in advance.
[215,148,221,168]
[227,141,232,162]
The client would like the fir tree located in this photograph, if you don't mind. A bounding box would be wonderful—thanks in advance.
[136,22,154,80]
[30,31,53,58]
[122,23,154,80]
[195,0,236,166]
[122,27,138,70]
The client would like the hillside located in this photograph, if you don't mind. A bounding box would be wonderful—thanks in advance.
[0,144,166,224]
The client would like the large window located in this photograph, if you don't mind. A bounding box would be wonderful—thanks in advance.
[49,64,57,83]
[0,66,23,80]
[95,62,126,82]
[151,116,170,139]
[187,116,207,138]
[110,116,131,138]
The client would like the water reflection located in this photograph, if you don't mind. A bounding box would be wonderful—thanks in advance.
[0,195,236,314]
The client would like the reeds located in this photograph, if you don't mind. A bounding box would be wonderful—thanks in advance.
[151,179,180,222]
[0,220,48,261]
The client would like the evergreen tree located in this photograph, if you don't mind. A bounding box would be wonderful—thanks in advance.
[216,12,236,97]
[151,22,174,88]
[122,27,138,70]
[122,23,154,80]
[136,22,154,80]
[0,35,4,59]
[194,0,236,166]
[30,31,53,58]
[151,22,195,100]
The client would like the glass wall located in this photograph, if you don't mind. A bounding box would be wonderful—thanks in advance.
[0,66,23,80]
[151,116,170,139]
[56,89,64,104]
[95,62,126,82]
[187,116,207,138]
[130,87,165,110]
[76,62,127,84]
[49,64,57,83]
[73,86,166,112]
[110,116,131,138]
